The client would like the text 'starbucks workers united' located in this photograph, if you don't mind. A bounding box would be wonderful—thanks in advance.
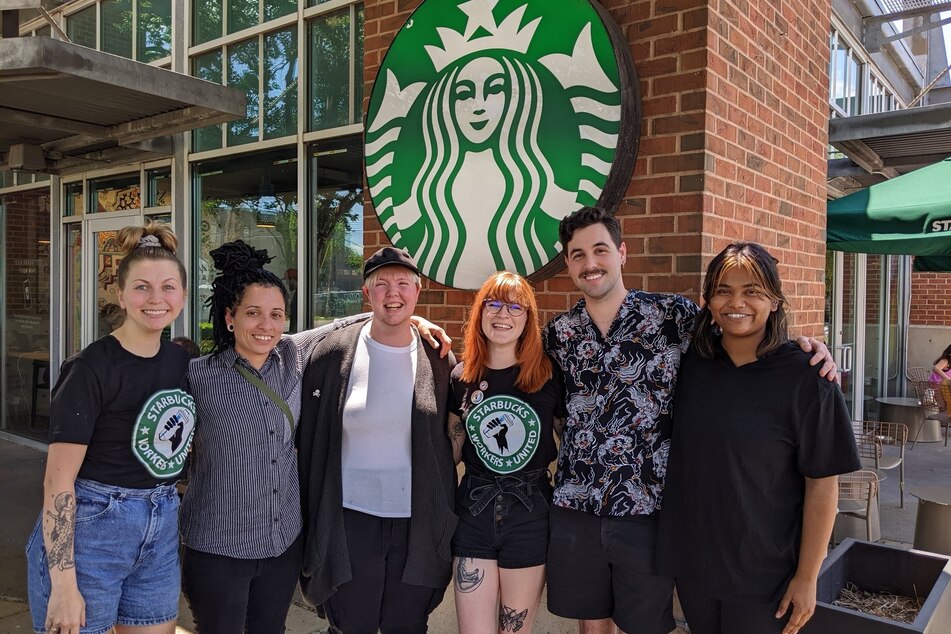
[365,0,638,290]
[466,395,541,474]
[132,388,196,478]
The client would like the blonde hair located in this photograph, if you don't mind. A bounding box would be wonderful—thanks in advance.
[116,222,186,289]
[363,266,421,289]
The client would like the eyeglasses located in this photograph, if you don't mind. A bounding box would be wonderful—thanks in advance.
[484,299,526,317]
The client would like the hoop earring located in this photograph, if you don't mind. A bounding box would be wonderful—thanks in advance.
[227,323,234,332]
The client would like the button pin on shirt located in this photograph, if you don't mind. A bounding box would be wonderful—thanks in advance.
[312,389,321,398]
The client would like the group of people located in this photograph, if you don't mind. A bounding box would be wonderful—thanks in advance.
[27,206,860,634]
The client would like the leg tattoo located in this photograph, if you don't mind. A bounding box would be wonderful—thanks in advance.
[499,604,528,632]
[454,557,485,593]
[46,492,76,572]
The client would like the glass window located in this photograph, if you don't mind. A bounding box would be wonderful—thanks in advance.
[193,0,223,45]
[138,0,172,61]
[308,135,363,328]
[229,0,258,34]
[89,174,141,213]
[308,9,351,131]
[228,38,261,146]
[64,223,83,356]
[36,25,51,37]
[264,0,296,22]
[1,189,52,442]
[846,53,861,115]
[101,0,133,59]
[35,173,50,183]
[192,51,224,151]
[146,168,171,207]
[0,172,13,188]
[353,5,364,123]
[264,28,298,139]
[66,5,97,49]
[193,148,298,346]
[64,182,83,216]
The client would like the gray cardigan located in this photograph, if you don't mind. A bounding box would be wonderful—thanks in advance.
[297,319,458,606]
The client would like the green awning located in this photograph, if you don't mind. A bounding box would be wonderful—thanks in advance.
[827,158,951,255]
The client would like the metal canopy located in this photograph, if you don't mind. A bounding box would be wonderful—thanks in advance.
[827,102,951,196]
[0,36,245,175]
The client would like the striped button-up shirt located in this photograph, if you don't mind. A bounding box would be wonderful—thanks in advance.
[180,327,336,558]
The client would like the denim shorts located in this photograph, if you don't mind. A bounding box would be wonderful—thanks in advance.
[451,469,551,569]
[26,478,181,634]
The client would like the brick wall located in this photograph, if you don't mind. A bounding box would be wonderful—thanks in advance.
[363,0,831,341]
[911,272,951,326]
[2,190,52,318]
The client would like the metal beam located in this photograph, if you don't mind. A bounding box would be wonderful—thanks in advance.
[829,102,951,142]
[882,152,951,170]
[864,5,951,53]
[0,106,111,138]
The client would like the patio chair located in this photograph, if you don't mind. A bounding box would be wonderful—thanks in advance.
[836,470,879,542]
[912,380,951,447]
[855,420,907,508]
[907,366,933,383]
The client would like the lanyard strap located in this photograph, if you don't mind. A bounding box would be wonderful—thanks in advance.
[234,363,296,437]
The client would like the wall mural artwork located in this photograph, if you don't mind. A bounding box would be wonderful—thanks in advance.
[365,0,639,289]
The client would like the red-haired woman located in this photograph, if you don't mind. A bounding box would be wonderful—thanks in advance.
[448,271,563,634]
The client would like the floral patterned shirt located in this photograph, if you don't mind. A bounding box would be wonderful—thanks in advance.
[544,290,699,516]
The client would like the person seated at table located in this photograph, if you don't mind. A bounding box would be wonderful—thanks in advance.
[659,242,860,634]
[931,344,951,383]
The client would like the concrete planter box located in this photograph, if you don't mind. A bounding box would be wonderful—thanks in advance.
[804,539,951,633]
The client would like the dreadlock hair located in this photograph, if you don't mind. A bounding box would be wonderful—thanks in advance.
[116,222,186,289]
[693,242,789,359]
[207,240,288,355]
[461,271,552,393]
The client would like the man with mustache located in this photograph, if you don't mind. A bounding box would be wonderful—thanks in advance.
[542,207,836,634]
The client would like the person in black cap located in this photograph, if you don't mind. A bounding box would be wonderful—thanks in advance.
[298,246,458,633]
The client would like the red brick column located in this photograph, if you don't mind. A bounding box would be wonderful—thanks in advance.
[363,0,831,340]
[911,273,951,327]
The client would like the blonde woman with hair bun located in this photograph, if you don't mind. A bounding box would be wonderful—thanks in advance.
[26,222,196,634]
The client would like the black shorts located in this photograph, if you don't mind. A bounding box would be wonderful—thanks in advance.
[546,506,675,634]
[451,471,551,569]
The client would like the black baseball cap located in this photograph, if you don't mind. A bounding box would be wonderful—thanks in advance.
[363,246,419,280]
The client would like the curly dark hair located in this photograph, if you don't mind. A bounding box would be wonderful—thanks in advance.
[558,206,622,249]
[207,240,288,355]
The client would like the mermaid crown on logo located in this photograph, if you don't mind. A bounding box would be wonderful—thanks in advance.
[424,0,541,71]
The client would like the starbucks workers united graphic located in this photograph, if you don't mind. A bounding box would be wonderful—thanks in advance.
[366,0,638,290]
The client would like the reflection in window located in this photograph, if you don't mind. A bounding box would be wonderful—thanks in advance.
[265,29,299,139]
[101,0,133,58]
[138,0,172,61]
[65,223,82,356]
[193,0,295,43]
[66,5,97,49]
[64,182,83,216]
[192,51,224,151]
[194,148,298,346]
[147,168,171,207]
[228,38,261,145]
[309,9,352,131]
[89,174,141,213]
[193,0,222,45]
[309,136,364,326]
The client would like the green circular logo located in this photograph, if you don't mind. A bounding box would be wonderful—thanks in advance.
[466,395,541,474]
[366,0,638,289]
[132,388,196,479]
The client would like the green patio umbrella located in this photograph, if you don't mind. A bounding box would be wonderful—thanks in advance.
[827,158,951,255]
[914,255,951,272]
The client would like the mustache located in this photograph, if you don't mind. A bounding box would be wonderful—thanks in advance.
[579,268,607,278]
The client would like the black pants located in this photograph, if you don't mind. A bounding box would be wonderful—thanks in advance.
[324,508,442,634]
[675,576,788,634]
[182,534,303,634]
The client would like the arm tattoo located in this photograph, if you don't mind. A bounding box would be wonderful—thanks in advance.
[454,557,484,593]
[451,420,465,441]
[499,604,528,632]
[46,492,76,572]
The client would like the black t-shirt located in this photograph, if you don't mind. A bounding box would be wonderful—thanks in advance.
[659,342,860,603]
[449,364,562,477]
[50,336,196,488]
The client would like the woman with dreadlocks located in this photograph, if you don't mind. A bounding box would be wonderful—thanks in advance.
[180,240,450,633]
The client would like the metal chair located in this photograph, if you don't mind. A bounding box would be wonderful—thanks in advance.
[912,380,951,447]
[855,420,908,507]
[907,366,933,383]
[836,470,879,542]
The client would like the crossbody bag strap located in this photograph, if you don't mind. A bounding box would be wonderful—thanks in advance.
[234,363,296,436]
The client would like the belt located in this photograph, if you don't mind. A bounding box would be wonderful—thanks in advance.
[466,468,550,515]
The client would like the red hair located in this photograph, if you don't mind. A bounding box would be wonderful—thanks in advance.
[461,271,552,393]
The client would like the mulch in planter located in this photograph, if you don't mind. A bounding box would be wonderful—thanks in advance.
[832,581,923,624]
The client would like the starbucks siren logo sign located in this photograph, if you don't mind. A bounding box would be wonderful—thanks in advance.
[132,388,196,479]
[466,395,541,474]
[365,0,639,289]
